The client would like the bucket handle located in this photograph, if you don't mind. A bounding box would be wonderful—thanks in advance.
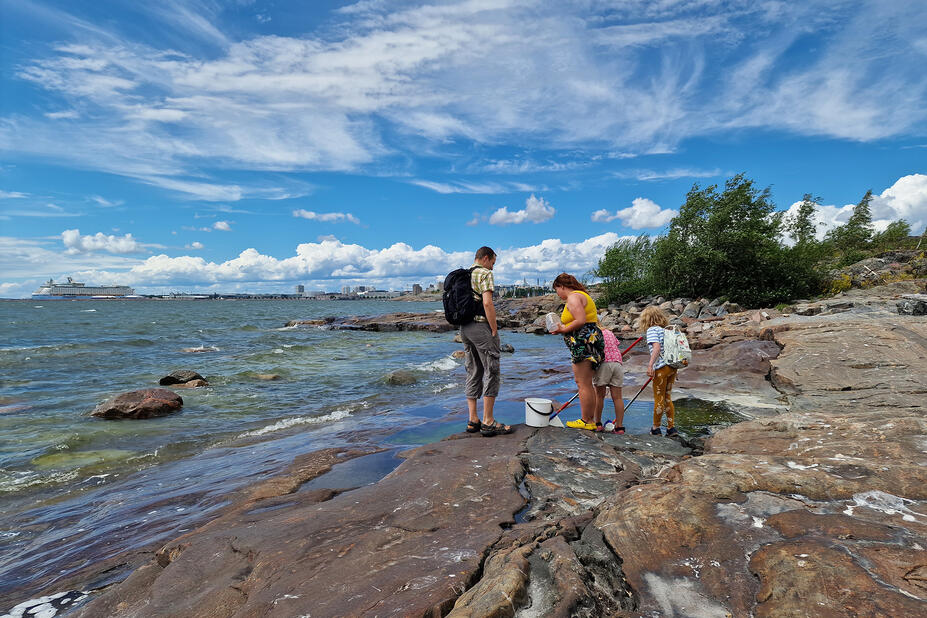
[526,401,552,416]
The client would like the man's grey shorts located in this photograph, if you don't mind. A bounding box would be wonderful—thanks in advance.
[593,361,624,387]
[460,321,500,399]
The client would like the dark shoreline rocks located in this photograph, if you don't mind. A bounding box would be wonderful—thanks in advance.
[91,389,183,419]
[159,370,208,388]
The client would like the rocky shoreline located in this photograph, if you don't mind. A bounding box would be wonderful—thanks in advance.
[16,280,926,616]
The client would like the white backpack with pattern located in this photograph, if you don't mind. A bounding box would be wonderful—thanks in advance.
[661,326,692,369]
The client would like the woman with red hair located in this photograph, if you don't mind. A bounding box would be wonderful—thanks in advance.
[550,273,605,430]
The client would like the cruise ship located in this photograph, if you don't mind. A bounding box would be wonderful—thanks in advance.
[32,277,138,300]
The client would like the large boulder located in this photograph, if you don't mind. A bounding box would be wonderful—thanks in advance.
[681,301,702,318]
[92,389,183,419]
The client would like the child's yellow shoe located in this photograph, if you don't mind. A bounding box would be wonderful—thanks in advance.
[566,419,596,430]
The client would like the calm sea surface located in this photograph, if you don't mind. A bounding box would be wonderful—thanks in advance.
[0,298,587,604]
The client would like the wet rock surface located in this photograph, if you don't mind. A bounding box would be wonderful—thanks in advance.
[158,370,206,386]
[286,311,454,332]
[91,389,183,419]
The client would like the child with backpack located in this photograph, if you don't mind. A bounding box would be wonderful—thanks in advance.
[640,306,679,436]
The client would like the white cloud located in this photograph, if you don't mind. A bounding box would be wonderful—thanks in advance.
[292,209,361,224]
[614,168,722,181]
[591,197,677,229]
[213,221,232,231]
[489,195,555,225]
[0,190,28,199]
[782,174,927,240]
[90,195,123,207]
[186,241,204,250]
[4,1,923,197]
[411,180,540,195]
[61,229,147,254]
[870,173,927,234]
[0,232,633,295]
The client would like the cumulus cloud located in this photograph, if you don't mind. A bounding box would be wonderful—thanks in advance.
[591,198,677,229]
[61,229,147,254]
[2,232,632,296]
[292,209,361,224]
[783,174,927,240]
[213,221,232,231]
[186,241,204,250]
[870,174,927,233]
[489,195,555,225]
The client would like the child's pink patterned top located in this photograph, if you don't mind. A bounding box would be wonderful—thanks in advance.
[602,328,622,363]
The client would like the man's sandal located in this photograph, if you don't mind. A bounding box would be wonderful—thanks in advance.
[481,420,514,437]
[466,420,481,433]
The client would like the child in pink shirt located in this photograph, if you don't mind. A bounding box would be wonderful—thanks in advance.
[593,328,625,433]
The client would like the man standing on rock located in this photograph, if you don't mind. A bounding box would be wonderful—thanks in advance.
[462,246,513,437]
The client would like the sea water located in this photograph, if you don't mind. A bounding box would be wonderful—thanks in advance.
[0,299,722,606]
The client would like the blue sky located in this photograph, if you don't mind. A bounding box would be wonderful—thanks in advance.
[1,0,926,297]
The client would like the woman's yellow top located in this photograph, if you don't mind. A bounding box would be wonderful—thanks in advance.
[561,290,597,325]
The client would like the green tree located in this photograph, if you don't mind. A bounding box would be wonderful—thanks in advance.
[871,219,911,251]
[594,235,655,305]
[786,193,821,246]
[651,174,797,306]
[827,190,874,262]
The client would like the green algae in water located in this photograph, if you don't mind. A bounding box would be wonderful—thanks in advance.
[31,449,135,470]
[673,397,746,434]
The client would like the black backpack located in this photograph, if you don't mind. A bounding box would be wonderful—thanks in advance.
[443,266,485,325]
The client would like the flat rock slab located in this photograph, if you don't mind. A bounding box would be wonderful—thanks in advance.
[91,389,183,419]
[594,313,927,616]
[74,429,529,617]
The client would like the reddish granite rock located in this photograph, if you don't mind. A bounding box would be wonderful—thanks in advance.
[74,431,528,618]
[91,389,183,419]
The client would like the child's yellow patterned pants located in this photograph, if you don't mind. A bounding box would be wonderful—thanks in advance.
[653,365,678,429]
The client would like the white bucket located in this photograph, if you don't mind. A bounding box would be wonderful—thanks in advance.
[524,397,553,427]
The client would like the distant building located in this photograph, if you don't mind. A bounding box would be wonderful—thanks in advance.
[342,286,351,294]
[295,284,305,294]
[412,284,423,295]
[437,281,444,291]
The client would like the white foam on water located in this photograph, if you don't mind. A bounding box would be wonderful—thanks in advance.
[843,490,922,522]
[274,325,298,331]
[80,309,96,313]
[413,356,458,372]
[180,345,220,353]
[273,348,284,354]
[432,382,456,394]
[0,469,80,493]
[238,409,352,438]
